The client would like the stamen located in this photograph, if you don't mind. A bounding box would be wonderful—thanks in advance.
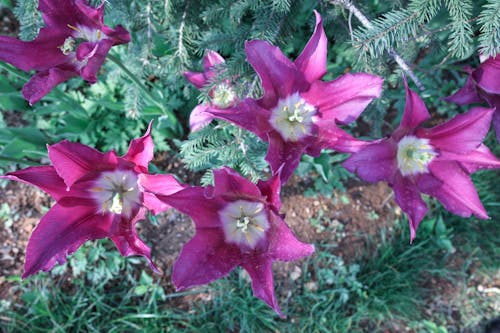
[397,135,437,176]
[67,24,81,32]
[269,92,316,141]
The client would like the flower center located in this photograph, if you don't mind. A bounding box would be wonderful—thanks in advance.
[59,24,107,58]
[269,92,316,141]
[397,135,437,176]
[219,200,270,249]
[91,170,141,218]
[211,83,236,108]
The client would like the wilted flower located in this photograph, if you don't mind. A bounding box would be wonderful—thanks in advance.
[446,55,500,141]
[184,50,237,131]
[2,123,183,278]
[208,11,383,182]
[0,0,130,104]
[147,167,314,316]
[344,80,500,241]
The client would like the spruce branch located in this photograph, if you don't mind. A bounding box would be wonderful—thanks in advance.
[478,0,500,57]
[328,0,425,90]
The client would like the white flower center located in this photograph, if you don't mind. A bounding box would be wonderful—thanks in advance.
[397,135,437,176]
[219,200,270,249]
[59,24,107,64]
[269,92,316,141]
[212,83,236,109]
[91,170,141,218]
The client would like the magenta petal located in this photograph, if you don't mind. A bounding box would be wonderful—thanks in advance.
[172,229,240,290]
[110,212,161,274]
[397,80,431,135]
[241,255,283,317]
[2,166,67,201]
[245,40,299,107]
[269,213,314,262]
[22,67,78,105]
[184,71,207,89]
[38,0,99,30]
[139,173,184,214]
[76,42,99,61]
[189,104,213,132]
[343,140,397,183]
[123,121,154,171]
[203,50,225,72]
[392,173,428,241]
[302,73,383,125]
[424,161,488,219]
[294,10,327,83]
[23,204,112,278]
[80,39,114,83]
[473,55,500,94]
[74,0,104,25]
[102,24,131,45]
[494,110,500,143]
[212,168,262,200]
[48,140,118,189]
[317,125,370,153]
[257,174,282,211]
[444,75,483,105]
[418,107,494,153]
[265,132,306,183]
[438,144,500,173]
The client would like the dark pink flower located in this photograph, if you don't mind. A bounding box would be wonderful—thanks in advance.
[344,81,500,241]
[446,55,500,141]
[146,167,314,316]
[208,11,383,182]
[0,0,130,105]
[1,123,183,278]
[184,50,237,132]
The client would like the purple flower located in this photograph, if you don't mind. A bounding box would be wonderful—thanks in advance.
[184,50,237,132]
[344,80,500,241]
[446,55,500,141]
[0,0,130,105]
[146,167,314,316]
[208,11,383,182]
[2,123,183,278]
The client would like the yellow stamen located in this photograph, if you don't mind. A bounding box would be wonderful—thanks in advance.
[67,24,81,32]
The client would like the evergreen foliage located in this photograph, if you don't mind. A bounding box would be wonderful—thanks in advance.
[13,0,42,40]
[478,0,500,57]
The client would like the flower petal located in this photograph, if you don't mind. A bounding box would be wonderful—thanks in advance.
[79,39,114,83]
[203,50,225,72]
[343,139,397,183]
[437,144,500,174]
[38,0,99,30]
[257,174,282,211]
[473,55,500,95]
[47,140,118,189]
[184,71,207,89]
[172,229,240,290]
[396,79,431,135]
[268,213,314,262]
[123,121,154,171]
[189,104,213,132]
[241,254,283,317]
[101,24,131,45]
[23,202,112,278]
[302,73,383,125]
[444,75,482,105]
[139,173,185,214]
[317,125,371,153]
[423,161,488,219]
[212,168,262,200]
[245,40,300,107]
[22,67,78,105]
[2,166,67,201]
[294,10,327,83]
[418,107,494,154]
[494,109,500,143]
[392,173,428,241]
[265,132,306,183]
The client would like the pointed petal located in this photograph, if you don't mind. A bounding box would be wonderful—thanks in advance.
[74,0,104,25]
[203,50,225,72]
[423,161,488,219]
[139,173,185,215]
[302,73,383,125]
[184,71,207,89]
[101,25,131,45]
[392,173,428,241]
[494,110,500,143]
[241,255,283,317]
[343,140,397,183]
[23,203,111,278]
[76,42,99,61]
[189,104,213,132]
[257,174,282,211]
[294,10,327,83]
[418,107,494,154]
[444,75,483,105]
[47,140,118,189]
[79,39,114,83]
[2,166,67,201]
[38,0,99,30]
[212,168,262,199]
[22,67,78,105]
[265,132,306,183]
[473,55,500,94]
[438,144,500,173]
[245,40,300,107]
[110,211,161,274]
[397,79,431,134]
[123,121,154,171]
[268,213,314,262]
[208,98,272,140]
[172,229,240,290]
[317,125,371,153]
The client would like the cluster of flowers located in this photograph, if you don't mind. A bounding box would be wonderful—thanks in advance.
[0,1,499,316]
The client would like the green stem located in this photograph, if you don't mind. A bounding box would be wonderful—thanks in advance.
[0,155,41,166]
[107,53,165,111]
[0,62,30,81]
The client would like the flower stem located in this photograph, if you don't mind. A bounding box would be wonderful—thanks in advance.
[107,53,165,111]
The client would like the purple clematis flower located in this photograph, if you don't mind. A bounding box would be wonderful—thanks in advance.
[0,0,130,105]
[146,167,314,316]
[2,123,183,278]
[184,50,237,132]
[344,80,500,241]
[446,55,500,141]
[208,11,383,182]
